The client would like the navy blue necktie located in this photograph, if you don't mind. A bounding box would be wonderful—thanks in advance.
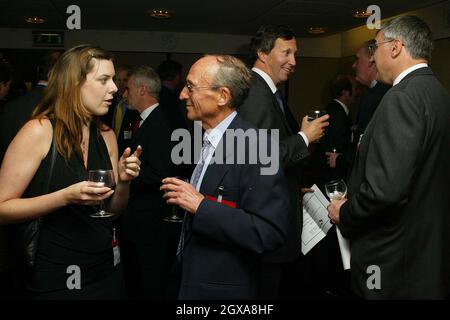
[274,90,285,115]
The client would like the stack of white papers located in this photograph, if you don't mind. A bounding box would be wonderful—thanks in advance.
[301,184,351,270]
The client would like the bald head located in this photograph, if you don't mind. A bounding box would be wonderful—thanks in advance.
[180,55,250,129]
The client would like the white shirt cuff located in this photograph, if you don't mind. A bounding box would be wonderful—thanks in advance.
[299,131,309,147]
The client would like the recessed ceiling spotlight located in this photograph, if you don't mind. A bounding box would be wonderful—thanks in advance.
[148,9,171,19]
[24,16,46,24]
[308,26,326,34]
[352,9,372,18]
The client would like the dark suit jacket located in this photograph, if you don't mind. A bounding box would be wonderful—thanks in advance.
[340,67,450,299]
[158,85,187,132]
[122,105,175,244]
[179,115,290,299]
[318,99,353,183]
[158,85,193,178]
[101,97,140,155]
[355,82,390,139]
[238,71,308,263]
[0,84,45,162]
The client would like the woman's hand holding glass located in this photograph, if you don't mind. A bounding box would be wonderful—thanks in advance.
[63,180,114,206]
[87,169,116,217]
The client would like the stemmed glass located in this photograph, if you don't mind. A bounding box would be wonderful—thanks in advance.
[324,178,347,200]
[163,177,188,223]
[88,169,116,218]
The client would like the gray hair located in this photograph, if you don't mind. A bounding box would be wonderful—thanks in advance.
[208,55,251,108]
[129,65,161,98]
[380,15,433,62]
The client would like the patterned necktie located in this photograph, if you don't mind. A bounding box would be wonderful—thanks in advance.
[191,137,213,188]
[176,136,214,258]
[274,90,285,115]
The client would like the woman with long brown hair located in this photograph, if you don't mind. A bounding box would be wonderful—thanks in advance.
[0,45,141,299]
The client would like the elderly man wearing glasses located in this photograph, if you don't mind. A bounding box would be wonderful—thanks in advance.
[161,55,291,299]
[328,15,450,299]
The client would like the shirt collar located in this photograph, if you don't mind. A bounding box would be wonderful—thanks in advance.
[393,63,428,86]
[36,80,48,87]
[370,79,377,88]
[333,99,349,115]
[140,103,159,122]
[204,111,237,149]
[252,67,277,94]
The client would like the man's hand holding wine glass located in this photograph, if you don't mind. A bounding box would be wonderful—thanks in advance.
[325,179,348,225]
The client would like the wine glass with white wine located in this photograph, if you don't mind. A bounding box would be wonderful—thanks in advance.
[324,179,347,201]
[87,169,115,218]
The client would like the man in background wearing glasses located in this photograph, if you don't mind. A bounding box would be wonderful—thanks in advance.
[328,15,450,299]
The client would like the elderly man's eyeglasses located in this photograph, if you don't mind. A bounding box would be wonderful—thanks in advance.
[368,39,395,55]
[185,83,220,93]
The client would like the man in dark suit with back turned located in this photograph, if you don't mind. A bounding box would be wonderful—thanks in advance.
[120,65,176,299]
[328,15,450,299]
[238,24,329,299]
[161,54,291,299]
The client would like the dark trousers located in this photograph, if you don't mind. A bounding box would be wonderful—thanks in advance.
[121,222,181,300]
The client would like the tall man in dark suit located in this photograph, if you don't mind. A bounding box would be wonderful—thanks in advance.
[321,76,354,184]
[238,24,329,298]
[161,55,291,299]
[328,15,450,299]
[313,76,354,297]
[120,65,176,299]
[352,40,390,143]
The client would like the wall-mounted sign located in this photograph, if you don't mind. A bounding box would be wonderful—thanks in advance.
[33,31,64,47]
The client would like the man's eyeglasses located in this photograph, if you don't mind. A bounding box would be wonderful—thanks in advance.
[185,83,220,93]
[368,39,395,55]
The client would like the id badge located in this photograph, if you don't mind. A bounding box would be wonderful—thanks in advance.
[123,130,132,140]
[112,228,121,266]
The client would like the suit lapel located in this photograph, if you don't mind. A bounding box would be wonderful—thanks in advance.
[185,116,246,240]
[198,117,242,196]
[253,72,296,135]
[130,106,159,145]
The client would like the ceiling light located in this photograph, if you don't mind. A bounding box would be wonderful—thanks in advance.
[352,9,372,18]
[25,16,46,24]
[148,9,171,19]
[308,27,326,34]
